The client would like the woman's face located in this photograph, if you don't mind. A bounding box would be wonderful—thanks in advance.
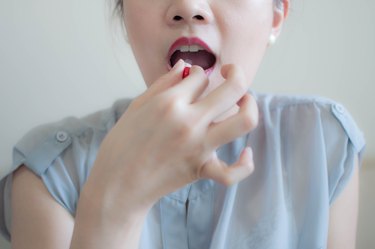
[122,0,286,91]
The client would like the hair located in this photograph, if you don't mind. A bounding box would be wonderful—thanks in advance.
[114,0,123,18]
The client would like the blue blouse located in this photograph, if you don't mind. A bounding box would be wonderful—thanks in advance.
[0,93,366,249]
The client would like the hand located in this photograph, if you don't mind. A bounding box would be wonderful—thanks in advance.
[84,59,258,219]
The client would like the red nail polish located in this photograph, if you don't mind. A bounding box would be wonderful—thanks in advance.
[182,67,190,79]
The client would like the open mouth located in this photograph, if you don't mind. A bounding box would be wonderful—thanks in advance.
[168,37,216,71]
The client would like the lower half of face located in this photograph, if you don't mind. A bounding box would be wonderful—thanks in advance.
[123,0,275,92]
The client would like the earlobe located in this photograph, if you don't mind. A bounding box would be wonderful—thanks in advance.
[269,0,290,44]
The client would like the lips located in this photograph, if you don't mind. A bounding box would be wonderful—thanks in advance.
[168,37,216,71]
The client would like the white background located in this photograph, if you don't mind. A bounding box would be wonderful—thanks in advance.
[0,0,374,248]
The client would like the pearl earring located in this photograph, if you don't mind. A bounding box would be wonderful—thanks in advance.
[268,34,277,46]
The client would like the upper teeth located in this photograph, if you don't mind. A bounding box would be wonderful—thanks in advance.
[178,45,205,52]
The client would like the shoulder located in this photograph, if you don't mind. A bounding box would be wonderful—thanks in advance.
[254,92,365,153]
[0,98,132,240]
[256,91,347,114]
[252,92,365,204]
[10,98,132,177]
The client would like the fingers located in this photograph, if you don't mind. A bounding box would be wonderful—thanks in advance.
[136,60,186,103]
[134,62,209,108]
[195,64,249,122]
[168,65,209,103]
[200,147,254,186]
[152,59,186,91]
[206,93,258,149]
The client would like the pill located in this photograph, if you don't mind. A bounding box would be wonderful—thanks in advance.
[182,66,190,79]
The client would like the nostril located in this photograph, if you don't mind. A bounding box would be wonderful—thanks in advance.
[173,15,183,21]
[194,15,204,21]
[171,14,206,23]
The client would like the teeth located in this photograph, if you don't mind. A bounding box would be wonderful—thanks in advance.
[178,45,204,53]
[180,46,189,52]
[189,45,200,52]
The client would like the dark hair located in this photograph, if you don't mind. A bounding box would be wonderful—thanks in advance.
[114,0,123,17]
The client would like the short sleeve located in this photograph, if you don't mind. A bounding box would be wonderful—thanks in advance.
[0,117,94,240]
[320,101,365,204]
[0,98,133,241]
[0,120,74,239]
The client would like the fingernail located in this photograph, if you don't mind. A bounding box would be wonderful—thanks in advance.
[172,59,184,70]
[184,61,192,68]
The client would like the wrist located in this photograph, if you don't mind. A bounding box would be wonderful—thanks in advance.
[71,187,150,249]
[80,179,151,224]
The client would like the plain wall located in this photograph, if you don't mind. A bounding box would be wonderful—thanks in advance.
[0,0,374,248]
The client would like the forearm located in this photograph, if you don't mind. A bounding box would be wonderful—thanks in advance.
[70,187,148,249]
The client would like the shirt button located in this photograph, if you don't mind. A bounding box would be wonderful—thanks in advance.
[334,104,345,115]
[56,131,69,143]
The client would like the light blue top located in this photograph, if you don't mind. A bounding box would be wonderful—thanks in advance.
[0,93,366,249]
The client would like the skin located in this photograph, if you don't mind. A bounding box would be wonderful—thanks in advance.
[123,0,279,93]
[10,0,358,248]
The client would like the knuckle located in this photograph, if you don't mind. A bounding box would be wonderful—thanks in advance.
[221,173,235,186]
[240,111,258,131]
[153,94,202,140]
[194,164,202,179]
[242,97,259,130]
[175,121,194,139]
[155,93,181,115]
[170,116,196,141]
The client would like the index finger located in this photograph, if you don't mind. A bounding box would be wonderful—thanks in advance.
[194,64,250,122]
[168,65,209,103]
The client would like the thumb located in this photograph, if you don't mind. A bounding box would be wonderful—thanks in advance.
[144,59,185,97]
[131,59,185,108]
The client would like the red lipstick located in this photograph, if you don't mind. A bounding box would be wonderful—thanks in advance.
[167,37,216,76]
[168,37,214,59]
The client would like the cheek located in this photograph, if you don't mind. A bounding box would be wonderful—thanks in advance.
[234,23,270,78]
[123,6,154,55]
[215,2,274,80]
[123,6,164,85]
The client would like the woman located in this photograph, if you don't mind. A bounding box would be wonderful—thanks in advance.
[1,0,365,248]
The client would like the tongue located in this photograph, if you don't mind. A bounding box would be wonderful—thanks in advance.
[170,50,216,70]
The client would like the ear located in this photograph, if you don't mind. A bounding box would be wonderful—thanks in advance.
[270,0,290,39]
